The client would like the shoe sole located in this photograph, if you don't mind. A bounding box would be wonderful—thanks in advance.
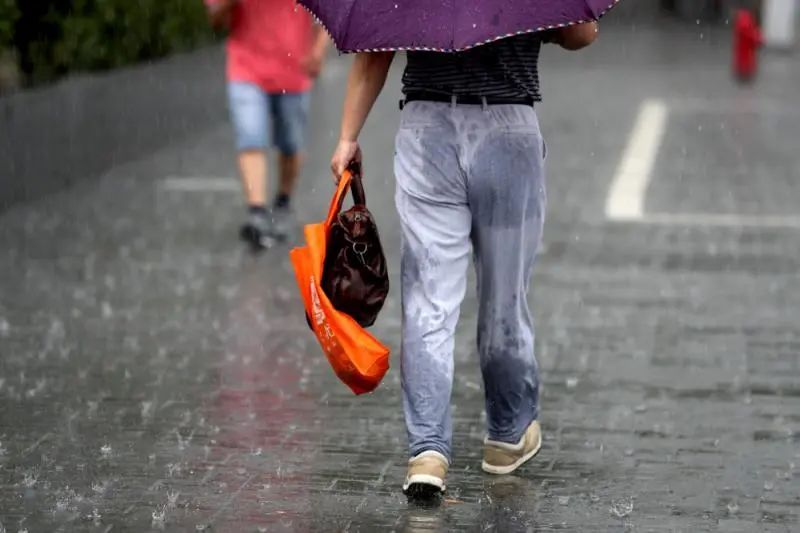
[403,478,445,501]
[403,474,445,492]
[481,431,542,475]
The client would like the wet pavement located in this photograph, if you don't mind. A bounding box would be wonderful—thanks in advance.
[2,18,800,532]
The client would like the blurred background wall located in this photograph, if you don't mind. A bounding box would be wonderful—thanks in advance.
[0,0,220,211]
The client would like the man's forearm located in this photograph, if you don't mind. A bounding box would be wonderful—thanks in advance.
[340,52,395,141]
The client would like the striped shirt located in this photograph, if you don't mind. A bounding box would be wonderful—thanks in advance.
[402,34,542,101]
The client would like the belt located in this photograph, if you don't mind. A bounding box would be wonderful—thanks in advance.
[400,91,535,109]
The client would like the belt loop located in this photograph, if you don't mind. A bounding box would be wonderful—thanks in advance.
[450,94,457,109]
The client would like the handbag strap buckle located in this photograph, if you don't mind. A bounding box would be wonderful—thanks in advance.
[353,242,368,265]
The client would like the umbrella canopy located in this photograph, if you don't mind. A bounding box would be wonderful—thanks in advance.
[298,0,621,53]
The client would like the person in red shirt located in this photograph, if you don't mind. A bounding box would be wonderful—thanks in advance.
[206,0,328,248]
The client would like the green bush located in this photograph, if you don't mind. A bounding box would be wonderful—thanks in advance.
[14,0,215,85]
[0,0,19,49]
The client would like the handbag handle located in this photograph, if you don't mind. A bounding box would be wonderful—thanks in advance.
[325,162,366,228]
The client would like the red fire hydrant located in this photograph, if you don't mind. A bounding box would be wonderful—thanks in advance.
[733,9,762,82]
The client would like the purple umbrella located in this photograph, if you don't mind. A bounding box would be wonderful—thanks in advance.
[298,0,622,53]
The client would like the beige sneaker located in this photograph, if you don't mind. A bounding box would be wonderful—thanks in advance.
[481,420,542,475]
[402,450,448,498]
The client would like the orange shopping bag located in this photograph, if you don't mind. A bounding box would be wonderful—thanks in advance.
[289,169,390,394]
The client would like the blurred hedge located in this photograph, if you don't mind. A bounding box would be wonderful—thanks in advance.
[0,0,18,49]
[10,0,216,86]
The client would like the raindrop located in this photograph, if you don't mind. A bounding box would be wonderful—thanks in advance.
[472,23,477,28]
[558,496,570,506]
[0,317,9,336]
[100,444,112,458]
[167,490,180,508]
[565,377,578,389]
[55,492,74,512]
[763,481,774,491]
[590,494,601,503]
[21,470,38,488]
[634,403,648,413]
[166,463,180,477]
[727,501,739,514]
[25,378,41,398]
[624,448,634,457]
[101,302,113,319]
[152,505,167,524]
[610,497,634,518]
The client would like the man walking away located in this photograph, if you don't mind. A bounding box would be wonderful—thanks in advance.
[206,0,328,249]
[330,22,599,499]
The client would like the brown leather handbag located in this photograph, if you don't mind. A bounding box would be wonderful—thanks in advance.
[321,164,389,328]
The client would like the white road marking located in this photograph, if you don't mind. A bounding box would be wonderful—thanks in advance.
[161,176,239,192]
[605,99,668,221]
[634,212,800,229]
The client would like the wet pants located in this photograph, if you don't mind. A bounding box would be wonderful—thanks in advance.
[395,100,547,461]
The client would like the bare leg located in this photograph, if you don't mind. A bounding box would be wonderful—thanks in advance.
[238,149,268,206]
[277,152,303,199]
[266,152,303,242]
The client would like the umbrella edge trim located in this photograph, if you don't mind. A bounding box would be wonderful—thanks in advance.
[299,0,622,54]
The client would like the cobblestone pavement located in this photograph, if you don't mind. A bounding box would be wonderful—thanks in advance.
[1,18,799,532]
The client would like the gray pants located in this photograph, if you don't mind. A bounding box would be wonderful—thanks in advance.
[394,100,547,460]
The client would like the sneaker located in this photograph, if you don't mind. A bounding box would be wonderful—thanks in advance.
[268,205,294,242]
[402,450,448,499]
[481,420,542,475]
[239,211,273,251]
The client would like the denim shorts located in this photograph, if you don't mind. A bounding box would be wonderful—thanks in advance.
[227,81,310,154]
